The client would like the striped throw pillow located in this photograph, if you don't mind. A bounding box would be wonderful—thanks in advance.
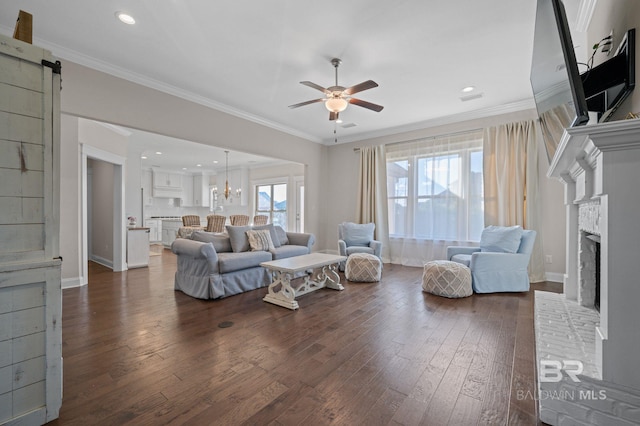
[246,229,275,252]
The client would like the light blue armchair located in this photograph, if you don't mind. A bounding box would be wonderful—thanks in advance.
[338,222,382,271]
[447,226,536,293]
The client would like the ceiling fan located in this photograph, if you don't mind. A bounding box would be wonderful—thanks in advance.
[288,58,384,121]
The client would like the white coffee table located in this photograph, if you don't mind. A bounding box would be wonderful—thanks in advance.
[261,253,347,310]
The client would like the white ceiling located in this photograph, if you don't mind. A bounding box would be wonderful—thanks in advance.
[0,1,588,153]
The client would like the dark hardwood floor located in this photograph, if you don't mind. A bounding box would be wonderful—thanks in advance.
[49,249,561,425]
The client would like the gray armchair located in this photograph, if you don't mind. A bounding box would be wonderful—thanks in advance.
[337,222,382,271]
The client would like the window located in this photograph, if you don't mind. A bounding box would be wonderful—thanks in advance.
[386,132,484,241]
[255,183,287,229]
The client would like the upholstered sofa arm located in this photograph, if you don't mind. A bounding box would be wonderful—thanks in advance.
[470,252,530,272]
[286,232,316,251]
[171,238,219,273]
[338,239,347,256]
[369,240,382,258]
[447,246,480,260]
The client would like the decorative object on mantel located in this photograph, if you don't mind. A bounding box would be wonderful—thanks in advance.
[128,216,137,227]
[626,111,640,119]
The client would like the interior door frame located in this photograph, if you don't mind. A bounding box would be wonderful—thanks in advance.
[81,144,127,283]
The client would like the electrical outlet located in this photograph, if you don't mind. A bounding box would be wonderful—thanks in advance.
[545,255,553,264]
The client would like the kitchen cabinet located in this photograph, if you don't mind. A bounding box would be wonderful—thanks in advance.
[193,173,210,207]
[181,174,194,206]
[152,170,182,198]
[144,219,162,242]
[0,34,62,424]
[162,220,182,248]
[127,228,150,268]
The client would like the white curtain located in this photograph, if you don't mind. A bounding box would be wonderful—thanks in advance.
[356,145,390,262]
[386,131,484,266]
[483,120,546,282]
[539,103,573,163]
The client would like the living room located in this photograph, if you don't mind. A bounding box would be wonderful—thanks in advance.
[1,0,640,425]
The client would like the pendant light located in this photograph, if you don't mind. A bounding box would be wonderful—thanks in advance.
[224,150,230,200]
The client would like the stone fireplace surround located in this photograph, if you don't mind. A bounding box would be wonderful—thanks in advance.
[537,119,640,425]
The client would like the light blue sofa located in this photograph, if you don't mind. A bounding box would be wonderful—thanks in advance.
[171,224,314,299]
[447,226,536,293]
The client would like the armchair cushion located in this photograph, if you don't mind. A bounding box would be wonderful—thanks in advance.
[341,222,375,247]
[479,225,523,253]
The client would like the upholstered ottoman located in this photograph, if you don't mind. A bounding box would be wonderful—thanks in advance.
[345,253,382,282]
[422,260,472,298]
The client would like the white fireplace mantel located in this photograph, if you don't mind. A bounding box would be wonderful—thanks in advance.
[547,118,640,391]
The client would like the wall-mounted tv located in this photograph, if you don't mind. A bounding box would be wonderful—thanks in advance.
[531,0,635,160]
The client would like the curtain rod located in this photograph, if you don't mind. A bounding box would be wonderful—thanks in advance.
[353,128,483,152]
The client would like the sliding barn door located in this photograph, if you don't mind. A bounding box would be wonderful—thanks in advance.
[0,33,62,424]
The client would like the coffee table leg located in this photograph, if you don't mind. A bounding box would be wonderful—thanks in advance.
[263,270,299,310]
[321,263,344,291]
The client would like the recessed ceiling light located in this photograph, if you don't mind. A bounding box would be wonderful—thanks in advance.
[336,119,343,124]
[182,167,187,170]
[213,160,218,164]
[115,12,136,25]
[196,164,202,167]
[155,151,162,155]
[462,86,475,93]
[141,156,147,159]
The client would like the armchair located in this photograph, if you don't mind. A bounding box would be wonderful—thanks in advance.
[447,226,536,293]
[337,222,382,271]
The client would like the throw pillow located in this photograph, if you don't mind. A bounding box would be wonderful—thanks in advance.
[190,231,232,253]
[273,225,289,246]
[226,225,253,252]
[246,229,275,252]
[480,225,523,253]
[342,222,375,247]
[252,223,281,248]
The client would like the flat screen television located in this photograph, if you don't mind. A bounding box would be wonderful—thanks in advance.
[531,0,635,159]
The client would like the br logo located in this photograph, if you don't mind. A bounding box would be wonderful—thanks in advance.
[539,360,583,382]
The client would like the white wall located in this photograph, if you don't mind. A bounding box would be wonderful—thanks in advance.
[588,0,640,119]
[325,109,568,279]
[59,61,326,282]
[88,159,114,265]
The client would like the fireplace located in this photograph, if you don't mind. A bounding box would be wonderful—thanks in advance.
[537,119,640,426]
[579,231,600,311]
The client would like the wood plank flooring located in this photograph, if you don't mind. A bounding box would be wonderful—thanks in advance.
[49,249,561,425]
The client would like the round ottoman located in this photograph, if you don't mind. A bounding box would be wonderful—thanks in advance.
[422,260,472,298]
[345,253,382,282]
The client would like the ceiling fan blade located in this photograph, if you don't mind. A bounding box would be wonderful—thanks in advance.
[349,98,384,112]
[288,98,325,109]
[300,81,331,94]
[329,111,339,121]
[343,80,378,95]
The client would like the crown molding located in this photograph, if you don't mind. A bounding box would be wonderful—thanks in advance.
[0,25,322,144]
[576,0,597,33]
[325,98,537,144]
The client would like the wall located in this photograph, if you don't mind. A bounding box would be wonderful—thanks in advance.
[88,159,114,266]
[326,109,568,280]
[588,0,640,119]
[58,61,326,283]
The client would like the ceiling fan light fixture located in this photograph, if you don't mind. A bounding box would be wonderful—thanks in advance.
[325,97,348,113]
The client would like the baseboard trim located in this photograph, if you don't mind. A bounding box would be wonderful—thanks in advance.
[545,272,564,283]
[90,255,114,270]
[62,277,85,289]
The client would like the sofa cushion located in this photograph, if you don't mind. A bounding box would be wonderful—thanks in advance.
[270,244,309,260]
[342,222,374,247]
[217,251,272,274]
[190,231,232,253]
[226,225,253,252]
[480,225,523,253]
[246,229,275,251]
[274,225,289,246]
[252,223,281,248]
